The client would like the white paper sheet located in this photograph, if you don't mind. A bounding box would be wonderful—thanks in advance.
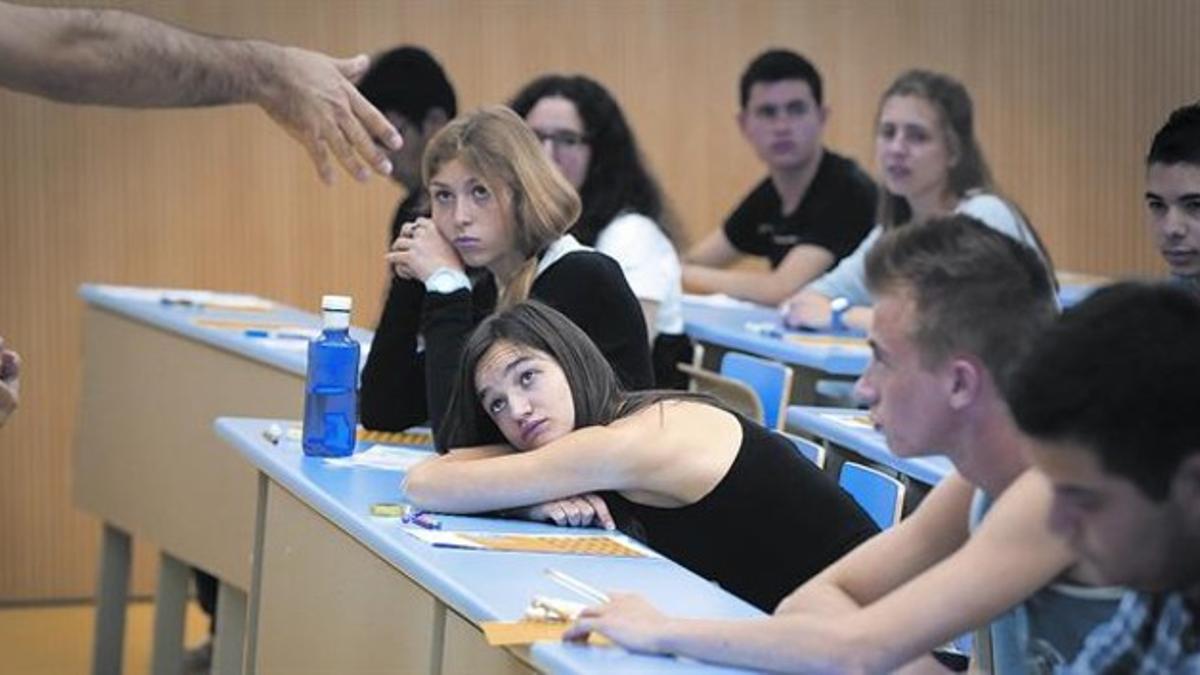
[681,293,766,310]
[97,285,272,309]
[324,444,432,471]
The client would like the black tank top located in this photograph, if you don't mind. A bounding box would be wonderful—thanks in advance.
[610,415,879,612]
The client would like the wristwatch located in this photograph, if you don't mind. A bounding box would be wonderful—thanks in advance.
[829,296,851,333]
[424,267,471,294]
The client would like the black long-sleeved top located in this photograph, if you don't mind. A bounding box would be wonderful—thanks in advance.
[360,248,653,434]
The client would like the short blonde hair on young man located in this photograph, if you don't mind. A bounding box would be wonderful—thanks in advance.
[422,105,582,307]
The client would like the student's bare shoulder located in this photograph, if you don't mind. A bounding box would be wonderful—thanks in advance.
[614,397,732,426]
[614,399,740,446]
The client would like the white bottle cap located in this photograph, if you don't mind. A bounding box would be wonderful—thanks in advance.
[321,295,352,312]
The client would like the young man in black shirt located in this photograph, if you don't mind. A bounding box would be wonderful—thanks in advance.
[684,49,877,306]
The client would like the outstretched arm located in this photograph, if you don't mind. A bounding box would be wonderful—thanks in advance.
[402,401,714,513]
[404,422,649,513]
[683,244,834,306]
[0,1,401,183]
[402,445,617,530]
[567,471,1080,673]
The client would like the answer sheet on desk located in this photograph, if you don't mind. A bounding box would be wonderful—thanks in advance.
[404,530,660,558]
[324,444,431,471]
[682,293,763,309]
[821,412,875,430]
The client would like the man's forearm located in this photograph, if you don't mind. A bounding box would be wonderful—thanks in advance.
[653,614,875,674]
[776,577,864,616]
[15,6,273,107]
[0,0,399,183]
[682,265,792,305]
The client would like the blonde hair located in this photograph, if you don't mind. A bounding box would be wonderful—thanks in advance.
[422,105,582,308]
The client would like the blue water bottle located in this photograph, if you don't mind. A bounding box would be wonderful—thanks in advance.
[302,294,360,457]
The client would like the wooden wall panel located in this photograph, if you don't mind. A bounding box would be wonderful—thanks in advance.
[1,0,1198,600]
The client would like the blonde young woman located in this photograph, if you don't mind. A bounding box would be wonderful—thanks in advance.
[782,69,1053,332]
[359,106,653,433]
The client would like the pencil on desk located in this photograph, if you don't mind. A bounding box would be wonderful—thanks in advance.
[544,567,609,604]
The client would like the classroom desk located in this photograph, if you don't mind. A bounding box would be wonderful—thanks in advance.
[683,271,1104,380]
[216,417,761,674]
[786,406,953,486]
[682,296,870,404]
[73,284,371,675]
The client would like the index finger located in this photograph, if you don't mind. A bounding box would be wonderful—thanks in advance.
[582,493,615,530]
[348,87,403,156]
[1,349,18,379]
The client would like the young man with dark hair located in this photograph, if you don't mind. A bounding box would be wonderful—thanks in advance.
[682,49,877,305]
[567,216,1119,672]
[356,46,457,240]
[1008,281,1200,673]
[1145,102,1200,297]
[356,46,460,432]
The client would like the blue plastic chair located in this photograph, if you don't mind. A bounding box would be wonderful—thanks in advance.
[838,462,906,529]
[719,352,793,430]
[780,431,827,469]
[677,362,764,424]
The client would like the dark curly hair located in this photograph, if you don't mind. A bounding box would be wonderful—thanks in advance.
[510,74,678,247]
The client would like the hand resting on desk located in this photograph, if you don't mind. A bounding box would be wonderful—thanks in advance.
[519,493,616,530]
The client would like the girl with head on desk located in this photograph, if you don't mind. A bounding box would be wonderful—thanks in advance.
[781,69,1053,332]
[359,105,654,433]
[510,75,691,389]
[403,301,879,612]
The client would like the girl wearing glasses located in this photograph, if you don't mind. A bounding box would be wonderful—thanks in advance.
[511,75,691,388]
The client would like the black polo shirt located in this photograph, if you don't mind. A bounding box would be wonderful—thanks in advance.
[724,150,877,268]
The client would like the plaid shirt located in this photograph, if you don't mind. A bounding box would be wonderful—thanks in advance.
[1063,591,1200,674]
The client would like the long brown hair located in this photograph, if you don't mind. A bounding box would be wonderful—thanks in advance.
[422,106,581,308]
[875,70,994,229]
[437,301,718,452]
[874,70,1056,279]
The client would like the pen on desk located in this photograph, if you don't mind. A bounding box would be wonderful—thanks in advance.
[544,567,610,604]
[744,320,784,339]
[244,329,312,341]
[403,509,442,530]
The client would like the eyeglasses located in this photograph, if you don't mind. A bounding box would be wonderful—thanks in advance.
[533,129,588,150]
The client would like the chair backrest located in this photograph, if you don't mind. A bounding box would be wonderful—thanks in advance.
[780,432,826,469]
[676,363,764,424]
[838,462,905,529]
[719,352,793,430]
